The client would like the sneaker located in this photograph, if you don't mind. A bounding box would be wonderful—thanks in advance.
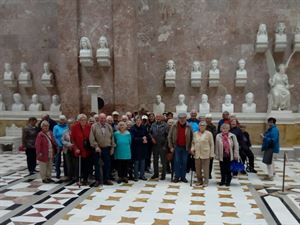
[181,178,188,183]
[139,176,147,181]
[104,180,114,185]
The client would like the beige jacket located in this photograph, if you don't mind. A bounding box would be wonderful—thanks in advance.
[215,132,239,161]
[191,131,215,159]
[89,122,114,148]
[168,122,193,151]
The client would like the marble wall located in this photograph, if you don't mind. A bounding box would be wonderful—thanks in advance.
[0,0,300,115]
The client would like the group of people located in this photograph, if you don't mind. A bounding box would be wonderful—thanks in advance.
[21,110,280,187]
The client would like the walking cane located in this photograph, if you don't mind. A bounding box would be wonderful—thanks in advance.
[190,155,194,187]
[78,155,82,188]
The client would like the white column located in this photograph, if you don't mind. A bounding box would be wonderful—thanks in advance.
[87,85,101,113]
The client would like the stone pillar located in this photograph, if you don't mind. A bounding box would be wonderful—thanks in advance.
[87,85,101,114]
[112,0,139,112]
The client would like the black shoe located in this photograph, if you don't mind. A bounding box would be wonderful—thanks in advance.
[151,175,159,180]
[117,179,122,184]
[240,170,247,175]
[29,171,35,175]
[225,183,231,186]
[139,176,147,181]
[218,182,225,186]
[173,178,179,183]
[42,179,50,183]
[181,178,188,183]
[55,180,63,184]
[133,178,138,182]
[47,178,55,183]
[104,180,113,185]
[249,168,257,173]
[123,178,128,183]
[209,175,212,179]
[94,181,102,187]
[160,176,165,180]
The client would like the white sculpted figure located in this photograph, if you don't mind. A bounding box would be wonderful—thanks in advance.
[209,59,220,87]
[235,59,247,87]
[176,94,187,114]
[0,94,6,111]
[255,24,268,52]
[222,94,234,113]
[165,60,176,87]
[242,92,256,113]
[50,94,61,112]
[29,94,42,112]
[191,61,202,87]
[96,36,111,66]
[3,63,16,87]
[79,37,93,66]
[153,95,165,115]
[41,62,53,86]
[275,22,287,52]
[199,94,210,114]
[12,93,25,111]
[294,24,300,51]
[18,62,32,86]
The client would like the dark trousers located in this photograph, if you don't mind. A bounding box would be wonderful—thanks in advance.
[240,148,255,168]
[209,158,213,178]
[134,159,145,178]
[93,151,103,182]
[65,151,77,180]
[101,147,111,181]
[174,146,188,180]
[117,159,130,178]
[220,158,232,184]
[145,143,152,170]
[152,144,166,177]
[80,156,92,181]
[26,148,36,173]
[55,148,68,178]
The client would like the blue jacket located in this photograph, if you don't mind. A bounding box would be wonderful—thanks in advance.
[262,124,280,153]
[53,123,69,148]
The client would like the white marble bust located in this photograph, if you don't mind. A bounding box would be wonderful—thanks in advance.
[18,62,31,86]
[242,92,256,113]
[222,94,234,113]
[294,24,300,51]
[3,63,14,81]
[79,37,93,67]
[41,62,53,82]
[153,95,165,115]
[0,94,6,111]
[256,23,268,43]
[191,61,202,87]
[176,94,187,114]
[165,59,176,87]
[50,94,61,112]
[11,93,25,111]
[236,59,247,77]
[209,59,220,87]
[199,94,210,114]
[275,22,287,42]
[96,36,111,66]
[29,94,42,112]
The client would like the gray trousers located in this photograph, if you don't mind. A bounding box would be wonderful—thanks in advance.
[152,143,166,177]
[39,158,53,181]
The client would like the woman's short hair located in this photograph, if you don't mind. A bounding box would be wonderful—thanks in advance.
[118,121,127,129]
[41,120,49,127]
[199,121,207,126]
[221,123,230,130]
[77,113,87,121]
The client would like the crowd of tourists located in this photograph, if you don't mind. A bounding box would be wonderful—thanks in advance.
[21,110,280,187]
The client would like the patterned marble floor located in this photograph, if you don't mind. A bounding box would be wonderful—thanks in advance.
[0,153,299,225]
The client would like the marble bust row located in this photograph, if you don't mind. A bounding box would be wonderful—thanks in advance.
[0,93,61,113]
[79,36,111,67]
[3,62,54,88]
[165,58,247,88]
[255,23,300,52]
[153,93,256,115]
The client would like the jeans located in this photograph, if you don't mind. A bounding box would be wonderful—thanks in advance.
[220,157,232,184]
[25,148,36,173]
[93,151,102,182]
[55,149,62,178]
[152,144,166,178]
[174,146,188,180]
[101,147,111,181]
[134,159,145,179]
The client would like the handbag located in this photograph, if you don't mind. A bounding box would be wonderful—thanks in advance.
[262,148,273,165]
[230,160,245,172]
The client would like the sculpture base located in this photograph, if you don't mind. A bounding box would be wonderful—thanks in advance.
[209,80,219,87]
[3,80,17,88]
[18,80,32,87]
[41,80,53,88]
[294,43,300,52]
[235,78,247,87]
[255,43,268,53]
[191,80,201,87]
[80,58,94,67]
[97,59,111,67]
[165,80,175,87]
[274,43,287,52]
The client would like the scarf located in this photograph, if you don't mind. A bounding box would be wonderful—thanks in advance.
[222,132,230,158]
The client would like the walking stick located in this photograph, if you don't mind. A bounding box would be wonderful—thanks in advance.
[78,155,82,188]
[190,155,194,187]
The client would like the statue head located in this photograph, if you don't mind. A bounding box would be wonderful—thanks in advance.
[167,60,175,71]
[178,94,185,104]
[52,95,60,105]
[4,63,11,72]
[201,94,208,104]
[156,95,162,104]
[80,37,92,50]
[211,59,218,70]
[192,61,201,72]
[32,94,38,104]
[13,93,22,104]
[278,64,286,74]
[224,94,232,105]
[20,62,28,73]
[296,24,300,34]
[238,59,246,70]
[43,62,50,73]
[98,36,108,48]
[245,92,254,105]
[276,22,286,35]
[258,24,267,35]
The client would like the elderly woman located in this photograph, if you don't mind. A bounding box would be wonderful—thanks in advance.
[70,114,92,186]
[215,123,239,186]
[191,121,214,187]
[35,121,57,183]
[114,122,132,183]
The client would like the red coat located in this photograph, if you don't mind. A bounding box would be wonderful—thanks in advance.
[70,122,91,158]
[35,131,57,162]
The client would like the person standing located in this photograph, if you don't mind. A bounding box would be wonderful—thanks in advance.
[114,122,132,183]
[217,111,230,133]
[205,113,217,179]
[89,113,115,186]
[22,117,39,175]
[261,117,280,181]
[215,123,239,186]
[168,112,193,183]
[191,121,214,187]
[150,114,168,180]
[35,121,57,183]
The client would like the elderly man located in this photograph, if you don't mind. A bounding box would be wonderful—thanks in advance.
[90,113,115,186]
[187,109,200,132]
[150,114,168,180]
[168,112,193,183]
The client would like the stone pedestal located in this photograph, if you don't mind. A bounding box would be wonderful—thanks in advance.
[294,34,300,52]
[191,72,202,87]
[79,55,94,67]
[96,49,111,67]
[274,34,287,52]
[87,85,101,114]
[255,38,268,53]
[18,80,32,87]
[3,79,17,88]
[165,76,176,87]
[235,71,247,87]
[41,78,53,88]
[209,71,220,87]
